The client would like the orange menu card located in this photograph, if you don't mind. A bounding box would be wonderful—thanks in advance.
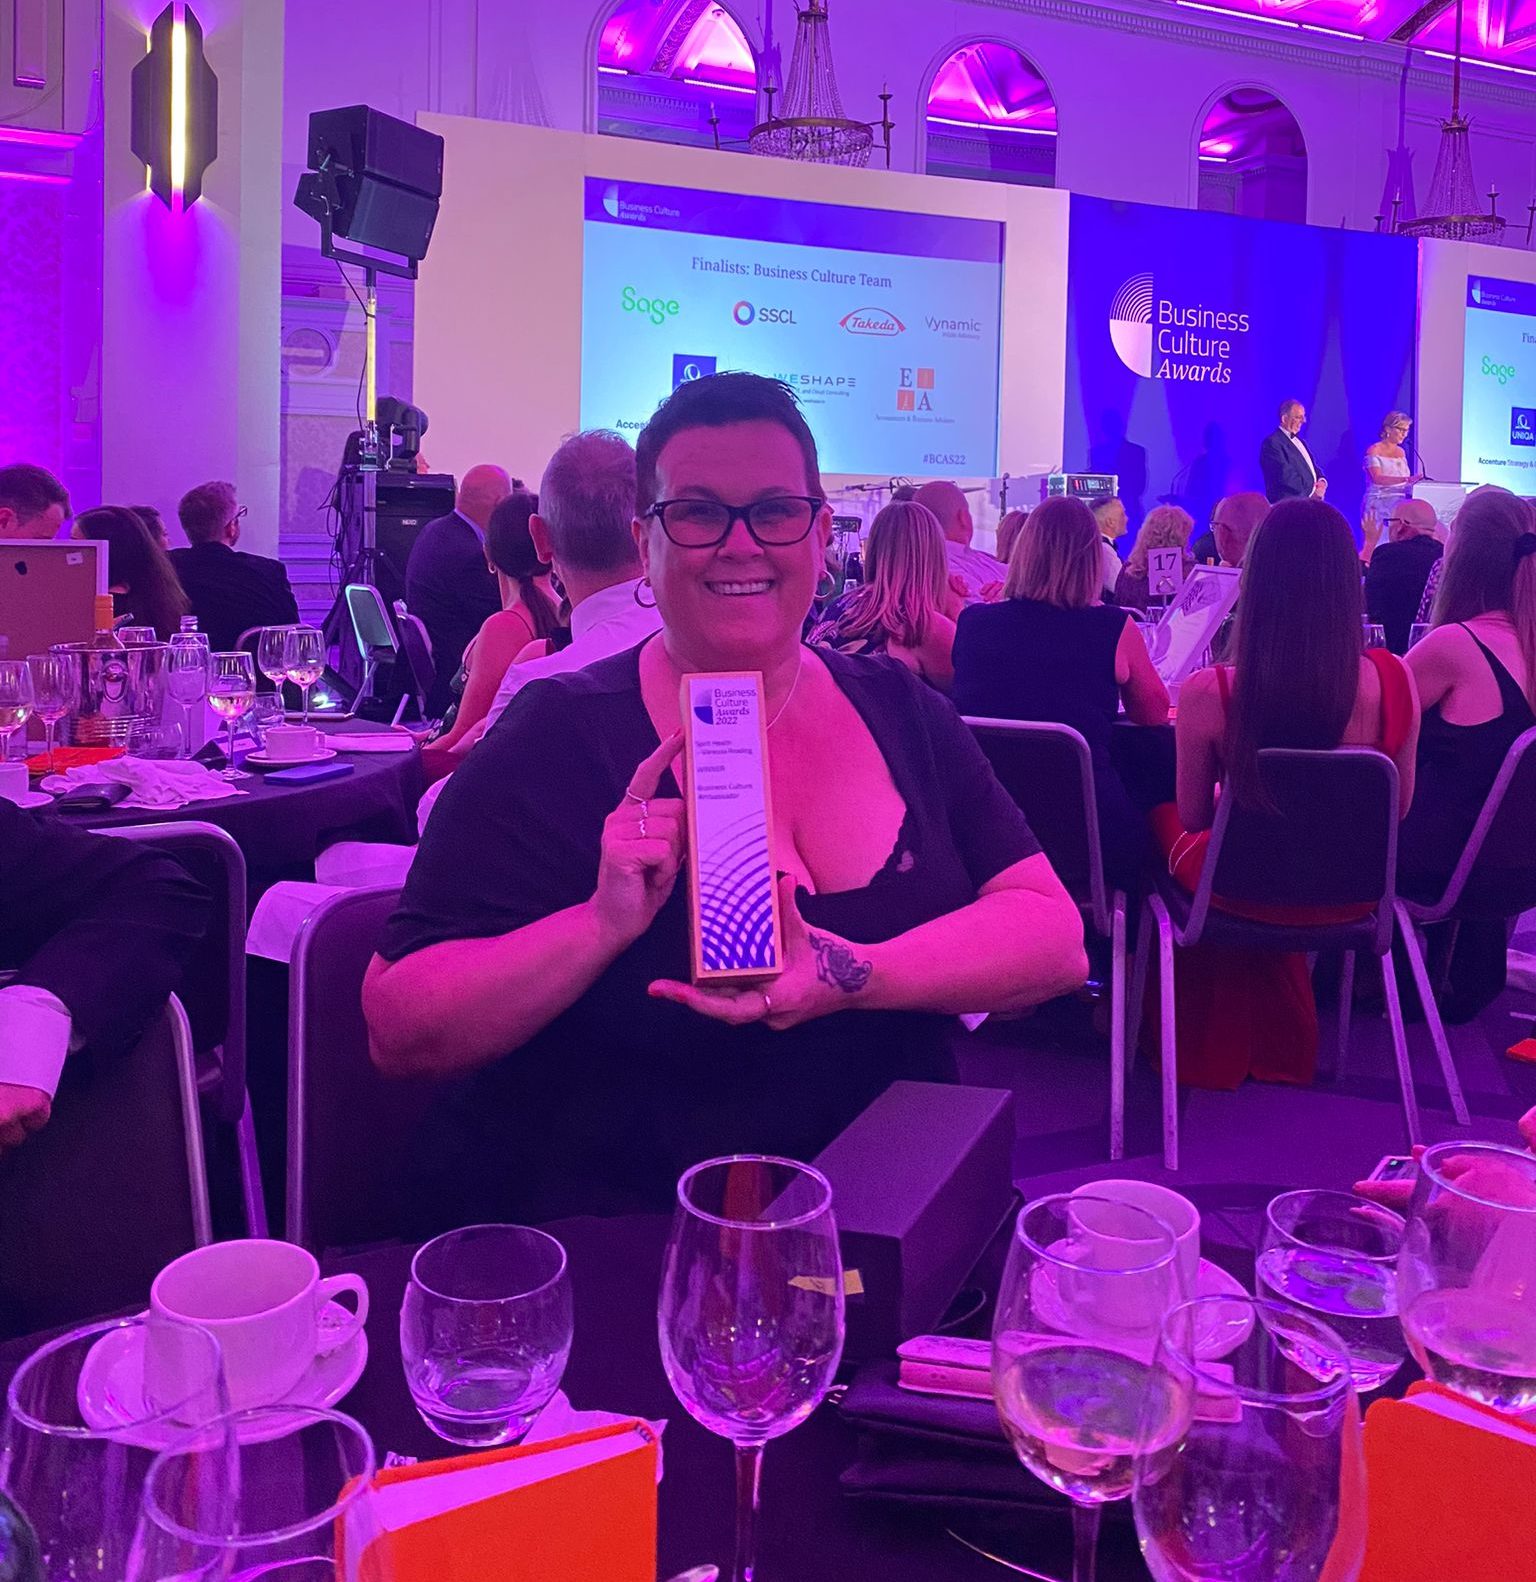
[339,1419,658,1582]
[1360,1381,1536,1581]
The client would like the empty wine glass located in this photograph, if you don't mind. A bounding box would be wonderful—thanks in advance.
[128,1407,377,1582]
[1257,1189,1407,1392]
[991,1194,1183,1582]
[284,626,326,724]
[1361,621,1387,651]
[117,626,158,647]
[1,1315,228,1581]
[1397,1140,1536,1412]
[0,660,33,764]
[208,650,255,780]
[166,636,209,759]
[1407,622,1433,649]
[659,1155,844,1582]
[401,1224,573,1448]
[257,623,293,700]
[24,654,71,773]
[1133,1295,1365,1582]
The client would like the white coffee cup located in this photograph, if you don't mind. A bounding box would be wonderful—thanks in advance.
[146,1239,368,1411]
[263,724,324,759]
[1073,1179,1202,1297]
[0,763,29,803]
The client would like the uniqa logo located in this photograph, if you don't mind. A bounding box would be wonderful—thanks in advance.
[840,307,905,337]
[1108,272,1155,378]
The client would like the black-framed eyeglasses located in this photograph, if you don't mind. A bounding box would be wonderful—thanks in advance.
[647,496,824,549]
[232,505,248,524]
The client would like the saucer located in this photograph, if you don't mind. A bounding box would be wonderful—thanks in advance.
[246,746,338,769]
[0,790,54,810]
[77,1304,368,1448]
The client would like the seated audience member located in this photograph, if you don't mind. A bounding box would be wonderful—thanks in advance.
[431,491,563,753]
[808,500,960,688]
[1091,496,1127,600]
[132,504,170,552]
[915,479,1005,601]
[1152,498,1420,1088]
[171,482,299,652]
[0,463,69,541]
[1363,498,1442,654]
[364,372,1086,1229]
[1190,490,1267,568]
[953,494,1169,893]
[74,506,189,639]
[1115,504,1195,613]
[995,507,1027,568]
[405,465,513,716]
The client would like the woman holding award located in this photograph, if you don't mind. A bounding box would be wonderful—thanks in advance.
[365,374,1086,1230]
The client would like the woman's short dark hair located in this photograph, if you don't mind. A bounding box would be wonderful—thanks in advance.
[75,506,190,640]
[486,490,561,642]
[634,372,823,513]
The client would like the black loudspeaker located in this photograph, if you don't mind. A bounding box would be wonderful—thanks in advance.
[304,106,444,262]
[372,471,456,606]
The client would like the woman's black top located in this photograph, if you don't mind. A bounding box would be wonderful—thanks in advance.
[1398,625,1536,899]
[379,641,1040,1229]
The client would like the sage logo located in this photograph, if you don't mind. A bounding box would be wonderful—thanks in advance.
[672,354,716,388]
[840,306,905,337]
[622,286,679,326]
[1482,355,1518,387]
[1109,273,1155,377]
[1513,407,1536,447]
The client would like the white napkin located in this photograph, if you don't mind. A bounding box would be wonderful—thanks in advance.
[39,757,245,810]
[325,731,415,754]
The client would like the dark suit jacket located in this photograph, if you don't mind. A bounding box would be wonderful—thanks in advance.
[1365,533,1443,654]
[1259,428,1320,503]
[169,541,300,654]
[404,512,501,716]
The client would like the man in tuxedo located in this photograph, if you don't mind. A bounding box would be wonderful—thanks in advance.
[0,463,69,541]
[1259,399,1327,504]
[404,464,514,716]
[172,480,300,652]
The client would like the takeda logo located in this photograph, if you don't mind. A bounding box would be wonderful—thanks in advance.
[840,307,905,337]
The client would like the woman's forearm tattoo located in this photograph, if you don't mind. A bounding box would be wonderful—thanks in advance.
[810,933,873,994]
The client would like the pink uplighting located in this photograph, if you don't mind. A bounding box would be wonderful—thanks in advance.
[599,3,755,89]
[0,128,84,151]
[926,42,1057,133]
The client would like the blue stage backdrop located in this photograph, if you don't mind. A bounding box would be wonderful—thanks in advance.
[1064,196,1417,540]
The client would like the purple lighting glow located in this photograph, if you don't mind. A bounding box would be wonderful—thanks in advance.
[926,42,1057,133]
[599,2,755,89]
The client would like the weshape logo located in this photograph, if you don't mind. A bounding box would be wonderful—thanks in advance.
[1109,273,1155,377]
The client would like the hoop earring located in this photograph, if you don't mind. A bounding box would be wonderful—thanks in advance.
[814,569,838,600]
[634,576,658,609]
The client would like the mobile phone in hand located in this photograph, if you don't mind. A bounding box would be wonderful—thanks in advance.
[1369,1154,1416,1183]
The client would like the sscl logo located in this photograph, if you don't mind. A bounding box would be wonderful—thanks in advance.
[840,306,905,337]
[1513,407,1536,448]
[733,302,797,326]
[1109,273,1155,378]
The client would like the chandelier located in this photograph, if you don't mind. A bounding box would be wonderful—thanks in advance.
[748,0,891,168]
[1395,0,1505,241]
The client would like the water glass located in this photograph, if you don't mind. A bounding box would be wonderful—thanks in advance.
[659,1155,844,1582]
[1258,1188,1407,1391]
[1,1315,228,1580]
[992,1194,1183,1582]
[127,716,184,760]
[25,653,72,773]
[1133,1295,1365,1582]
[284,626,326,724]
[0,660,33,763]
[1407,622,1433,649]
[1361,622,1387,651]
[257,623,294,698]
[1397,1140,1536,1412]
[128,1407,377,1582]
[401,1224,573,1448]
[208,650,256,780]
[167,636,209,759]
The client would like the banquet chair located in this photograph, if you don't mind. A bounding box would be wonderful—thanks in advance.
[345,582,400,712]
[106,821,266,1235]
[1385,725,1536,1126]
[391,600,435,722]
[287,884,437,1254]
[964,718,1129,1160]
[0,989,209,1335]
[1129,748,1419,1170]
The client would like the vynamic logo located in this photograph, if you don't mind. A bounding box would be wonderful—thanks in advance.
[1108,271,1250,383]
[622,286,680,326]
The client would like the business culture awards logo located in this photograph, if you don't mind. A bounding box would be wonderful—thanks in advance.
[1108,271,1250,384]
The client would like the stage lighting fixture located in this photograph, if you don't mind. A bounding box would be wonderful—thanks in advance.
[131,2,218,208]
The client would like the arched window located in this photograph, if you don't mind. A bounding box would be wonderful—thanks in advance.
[1197,89,1307,223]
[597,2,756,150]
[925,42,1055,188]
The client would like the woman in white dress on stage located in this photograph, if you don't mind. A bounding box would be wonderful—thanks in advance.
[1363,411,1419,532]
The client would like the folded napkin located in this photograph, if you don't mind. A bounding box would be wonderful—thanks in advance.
[326,731,415,754]
[40,756,245,810]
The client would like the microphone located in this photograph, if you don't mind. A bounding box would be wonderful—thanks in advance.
[1408,433,1433,483]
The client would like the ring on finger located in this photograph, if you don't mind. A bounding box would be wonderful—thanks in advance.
[760,989,773,1018]
[640,816,649,839]
[625,790,648,813]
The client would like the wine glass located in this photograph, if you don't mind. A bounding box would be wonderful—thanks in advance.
[1,1315,228,1580]
[991,1194,1183,1582]
[400,1224,573,1448]
[1397,1140,1536,1412]
[118,626,158,647]
[284,625,326,724]
[659,1155,844,1582]
[1257,1188,1407,1392]
[24,654,72,774]
[128,1407,377,1582]
[258,624,293,698]
[166,636,209,759]
[208,650,256,780]
[1132,1295,1365,1582]
[1362,621,1387,651]
[1408,622,1433,649]
[0,660,33,765]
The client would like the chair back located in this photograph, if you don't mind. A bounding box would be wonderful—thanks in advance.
[345,583,398,661]
[287,885,437,1253]
[0,994,209,1336]
[391,601,435,720]
[1421,725,1536,920]
[105,822,248,1123]
[964,717,1110,932]
[1188,747,1398,952]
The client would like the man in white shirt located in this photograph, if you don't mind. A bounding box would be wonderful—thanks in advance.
[1259,399,1328,504]
[915,478,1005,601]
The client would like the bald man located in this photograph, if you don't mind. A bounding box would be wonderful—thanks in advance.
[1365,497,1443,653]
[405,464,515,716]
[914,479,1005,601]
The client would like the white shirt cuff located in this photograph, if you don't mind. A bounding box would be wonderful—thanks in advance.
[0,985,74,1097]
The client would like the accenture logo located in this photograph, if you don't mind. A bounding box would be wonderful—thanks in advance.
[840,307,905,337]
[1109,273,1155,378]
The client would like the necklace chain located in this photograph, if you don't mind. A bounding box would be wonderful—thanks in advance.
[766,653,804,731]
